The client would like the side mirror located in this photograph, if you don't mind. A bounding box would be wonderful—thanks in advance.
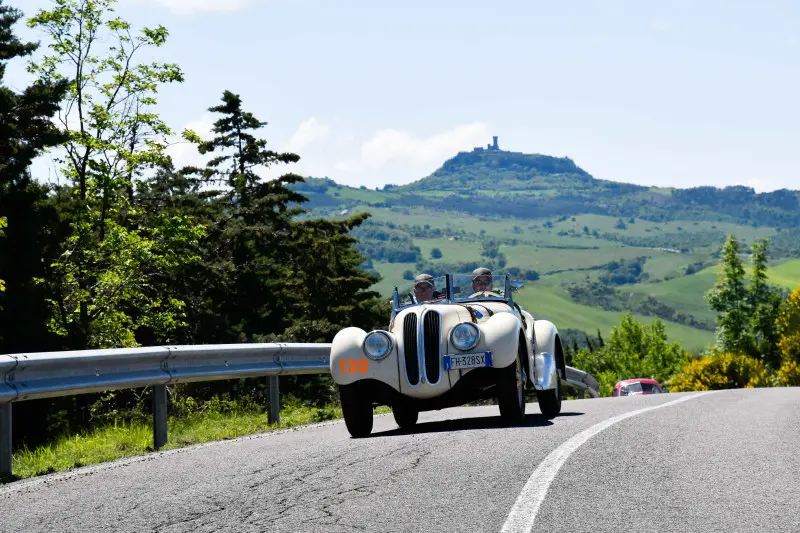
[510,279,524,292]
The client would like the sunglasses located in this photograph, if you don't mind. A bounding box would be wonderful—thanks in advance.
[473,278,491,286]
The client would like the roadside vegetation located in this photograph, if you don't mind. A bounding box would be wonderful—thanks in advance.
[1,0,799,482]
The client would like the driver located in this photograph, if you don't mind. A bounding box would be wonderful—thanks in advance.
[471,267,493,293]
[413,273,443,302]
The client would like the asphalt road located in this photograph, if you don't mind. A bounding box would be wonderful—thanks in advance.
[2,388,799,533]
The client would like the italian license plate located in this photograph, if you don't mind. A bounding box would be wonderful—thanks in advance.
[444,351,493,371]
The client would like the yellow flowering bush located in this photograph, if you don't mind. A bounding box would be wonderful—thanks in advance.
[669,352,771,392]
[776,288,800,386]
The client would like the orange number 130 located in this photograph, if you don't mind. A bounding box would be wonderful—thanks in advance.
[340,359,368,373]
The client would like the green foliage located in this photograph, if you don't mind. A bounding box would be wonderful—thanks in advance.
[599,256,649,285]
[26,0,203,348]
[431,247,443,259]
[707,235,752,355]
[0,0,69,347]
[0,216,5,293]
[669,352,771,391]
[748,239,782,367]
[567,281,714,331]
[707,235,784,367]
[571,313,690,396]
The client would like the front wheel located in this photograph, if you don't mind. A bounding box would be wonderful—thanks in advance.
[536,373,562,419]
[497,355,526,424]
[339,383,373,438]
[392,404,418,429]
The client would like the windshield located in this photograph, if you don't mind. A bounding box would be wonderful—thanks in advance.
[620,382,660,394]
[450,273,506,301]
[396,275,449,307]
[394,272,515,310]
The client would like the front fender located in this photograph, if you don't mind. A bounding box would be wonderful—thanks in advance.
[477,312,521,370]
[330,327,401,391]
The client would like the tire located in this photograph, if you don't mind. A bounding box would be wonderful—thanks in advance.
[536,372,562,419]
[339,383,373,438]
[497,355,526,424]
[392,404,419,429]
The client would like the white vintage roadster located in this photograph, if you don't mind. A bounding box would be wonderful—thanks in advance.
[330,273,566,438]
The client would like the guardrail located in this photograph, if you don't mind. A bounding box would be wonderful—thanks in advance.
[1,343,598,477]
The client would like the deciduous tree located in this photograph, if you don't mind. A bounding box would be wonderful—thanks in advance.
[27,0,204,348]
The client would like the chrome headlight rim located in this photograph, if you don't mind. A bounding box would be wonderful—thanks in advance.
[450,322,481,351]
[362,330,393,360]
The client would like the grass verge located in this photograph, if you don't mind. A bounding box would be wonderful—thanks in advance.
[4,402,392,483]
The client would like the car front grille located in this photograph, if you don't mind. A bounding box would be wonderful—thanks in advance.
[423,311,441,383]
[403,310,441,385]
[403,314,419,385]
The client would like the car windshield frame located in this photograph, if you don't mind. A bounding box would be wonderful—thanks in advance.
[392,273,519,314]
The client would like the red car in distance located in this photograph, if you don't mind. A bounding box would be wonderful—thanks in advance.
[612,378,665,397]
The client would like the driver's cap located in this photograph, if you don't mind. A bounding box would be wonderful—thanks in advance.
[472,267,492,280]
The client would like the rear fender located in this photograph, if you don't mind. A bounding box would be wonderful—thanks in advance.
[532,320,562,391]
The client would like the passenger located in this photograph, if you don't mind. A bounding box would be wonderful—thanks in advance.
[471,267,493,293]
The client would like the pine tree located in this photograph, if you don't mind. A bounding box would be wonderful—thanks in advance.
[748,239,782,367]
[181,90,311,339]
[0,0,69,351]
[707,234,753,354]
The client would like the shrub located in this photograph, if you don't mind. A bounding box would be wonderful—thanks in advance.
[668,352,772,391]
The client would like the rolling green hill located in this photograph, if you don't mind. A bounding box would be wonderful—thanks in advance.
[291,144,800,352]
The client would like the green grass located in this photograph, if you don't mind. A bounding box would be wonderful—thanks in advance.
[7,402,392,482]
[371,261,417,296]
[767,259,800,289]
[501,244,665,274]
[542,214,777,243]
[514,283,715,352]
[625,257,800,326]
[415,237,482,263]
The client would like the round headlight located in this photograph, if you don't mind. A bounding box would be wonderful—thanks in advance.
[450,322,480,351]
[363,331,393,360]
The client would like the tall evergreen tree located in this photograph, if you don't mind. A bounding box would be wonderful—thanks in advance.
[748,238,782,368]
[707,234,753,354]
[180,90,310,340]
[0,0,69,352]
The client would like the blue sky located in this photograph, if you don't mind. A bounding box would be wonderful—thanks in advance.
[8,0,800,191]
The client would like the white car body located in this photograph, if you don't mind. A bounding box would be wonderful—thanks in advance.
[331,274,566,437]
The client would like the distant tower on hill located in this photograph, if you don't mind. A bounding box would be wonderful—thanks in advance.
[474,136,500,152]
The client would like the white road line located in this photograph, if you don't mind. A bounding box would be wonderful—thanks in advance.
[500,391,717,533]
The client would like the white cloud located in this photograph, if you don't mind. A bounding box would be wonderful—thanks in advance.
[359,122,489,170]
[151,0,253,14]
[284,117,331,154]
[167,117,491,189]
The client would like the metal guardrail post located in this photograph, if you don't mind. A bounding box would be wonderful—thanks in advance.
[578,390,585,399]
[152,385,168,450]
[1,403,11,476]
[268,376,280,425]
